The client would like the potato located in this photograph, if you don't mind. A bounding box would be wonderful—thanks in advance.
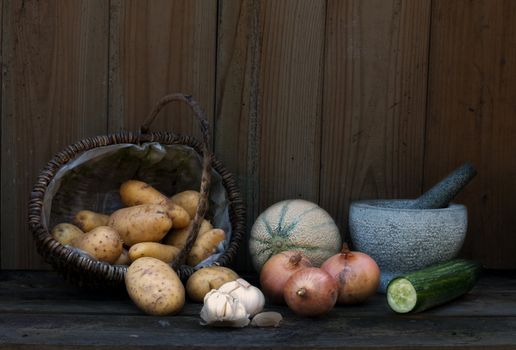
[120,180,169,207]
[171,190,201,218]
[186,266,239,302]
[166,203,190,229]
[73,210,110,232]
[51,223,84,245]
[125,257,185,315]
[108,204,172,246]
[128,242,180,263]
[114,249,130,265]
[162,219,213,248]
[70,226,123,264]
[119,180,190,229]
[187,229,225,266]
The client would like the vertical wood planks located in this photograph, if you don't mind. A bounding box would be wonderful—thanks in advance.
[319,0,431,240]
[108,0,217,139]
[257,0,326,210]
[0,0,3,267]
[1,0,109,269]
[216,0,327,271]
[2,0,516,271]
[216,0,261,270]
[425,0,516,268]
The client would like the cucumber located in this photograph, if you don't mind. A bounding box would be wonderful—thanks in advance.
[387,259,482,313]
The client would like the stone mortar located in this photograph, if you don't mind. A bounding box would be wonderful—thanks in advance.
[349,199,467,293]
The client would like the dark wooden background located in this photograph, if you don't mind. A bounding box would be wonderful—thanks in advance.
[1,0,515,271]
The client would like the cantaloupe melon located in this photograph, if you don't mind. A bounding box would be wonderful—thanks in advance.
[249,199,341,271]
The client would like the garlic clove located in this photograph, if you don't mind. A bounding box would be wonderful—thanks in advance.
[200,290,250,328]
[250,311,283,327]
[218,278,265,317]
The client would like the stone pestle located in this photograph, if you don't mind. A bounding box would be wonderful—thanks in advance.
[408,163,477,209]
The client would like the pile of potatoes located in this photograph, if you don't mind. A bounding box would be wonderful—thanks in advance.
[51,179,235,315]
[51,179,226,268]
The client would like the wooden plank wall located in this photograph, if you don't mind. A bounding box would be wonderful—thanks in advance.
[425,0,516,268]
[1,0,516,271]
[1,0,109,269]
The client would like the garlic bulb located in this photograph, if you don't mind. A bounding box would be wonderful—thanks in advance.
[218,278,265,317]
[200,290,250,327]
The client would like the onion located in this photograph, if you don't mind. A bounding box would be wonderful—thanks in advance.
[283,267,337,317]
[321,243,380,304]
[260,251,312,304]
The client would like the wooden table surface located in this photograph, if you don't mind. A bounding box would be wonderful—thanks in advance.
[1,270,516,349]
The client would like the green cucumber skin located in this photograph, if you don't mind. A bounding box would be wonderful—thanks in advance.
[389,259,482,313]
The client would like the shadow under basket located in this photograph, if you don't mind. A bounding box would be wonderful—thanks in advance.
[28,93,246,288]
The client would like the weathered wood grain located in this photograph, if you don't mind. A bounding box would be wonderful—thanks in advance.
[216,0,327,272]
[2,0,516,272]
[319,0,431,241]
[425,0,516,268]
[2,312,516,349]
[215,0,261,271]
[2,272,516,349]
[108,0,216,140]
[1,0,109,269]
[216,0,328,221]
[3,288,516,318]
[0,0,3,267]
[1,271,516,318]
[257,0,326,210]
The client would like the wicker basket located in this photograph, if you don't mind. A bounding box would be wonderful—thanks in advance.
[28,93,245,288]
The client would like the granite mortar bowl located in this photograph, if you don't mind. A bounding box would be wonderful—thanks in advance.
[349,199,467,293]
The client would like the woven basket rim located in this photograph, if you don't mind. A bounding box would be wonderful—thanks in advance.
[28,130,246,287]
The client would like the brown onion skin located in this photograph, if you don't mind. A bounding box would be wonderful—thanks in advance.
[260,251,313,304]
[321,245,380,304]
[283,267,337,317]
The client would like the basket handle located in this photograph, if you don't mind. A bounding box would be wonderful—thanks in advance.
[141,93,212,271]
